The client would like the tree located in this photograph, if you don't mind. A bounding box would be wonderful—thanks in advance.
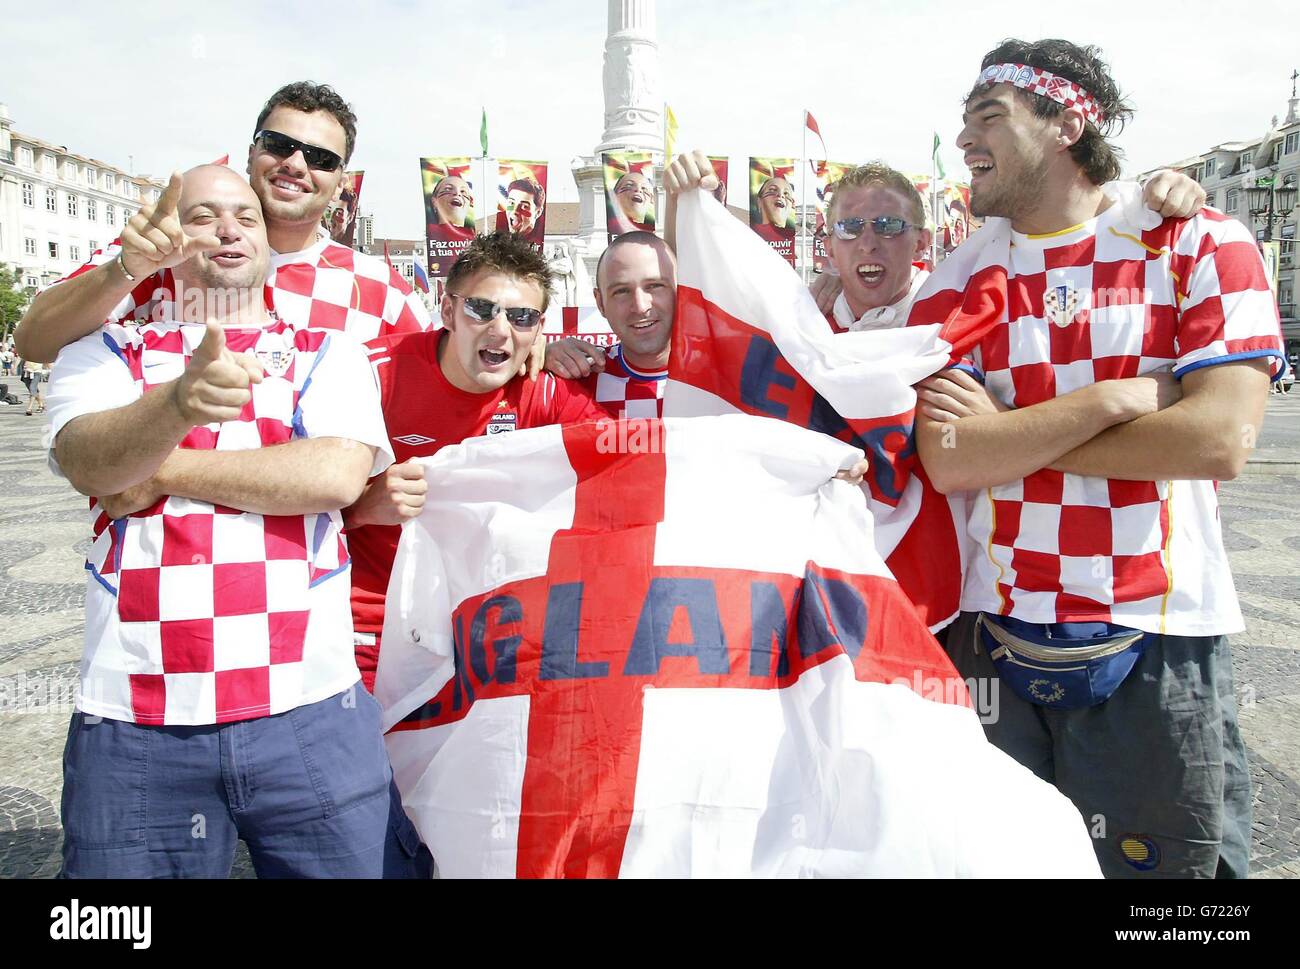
[0,265,33,344]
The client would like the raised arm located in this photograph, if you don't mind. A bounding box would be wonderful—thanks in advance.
[15,172,220,363]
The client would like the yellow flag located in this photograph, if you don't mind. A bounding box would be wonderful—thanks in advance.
[664,103,679,162]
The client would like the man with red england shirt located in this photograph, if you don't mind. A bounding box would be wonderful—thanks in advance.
[346,232,608,692]
[15,82,431,365]
[914,39,1287,878]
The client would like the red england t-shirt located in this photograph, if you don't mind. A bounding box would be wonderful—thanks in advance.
[349,329,608,687]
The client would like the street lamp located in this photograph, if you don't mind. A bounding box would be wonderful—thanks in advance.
[1247,172,1298,242]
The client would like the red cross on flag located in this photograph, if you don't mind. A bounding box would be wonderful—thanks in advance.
[377,431,1099,875]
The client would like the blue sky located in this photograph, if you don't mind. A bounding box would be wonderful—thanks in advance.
[3,0,1296,239]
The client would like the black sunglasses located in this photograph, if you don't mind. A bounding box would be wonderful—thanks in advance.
[254,129,344,173]
[833,216,916,240]
[448,293,543,330]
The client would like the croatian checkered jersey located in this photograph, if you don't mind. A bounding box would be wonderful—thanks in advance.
[951,206,1284,635]
[59,229,431,341]
[586,345,667,419]
[46,318,393,725]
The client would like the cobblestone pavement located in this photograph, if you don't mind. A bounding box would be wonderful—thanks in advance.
[1,394,1297,878]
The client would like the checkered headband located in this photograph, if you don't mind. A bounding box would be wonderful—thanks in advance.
[976,63,1106,128]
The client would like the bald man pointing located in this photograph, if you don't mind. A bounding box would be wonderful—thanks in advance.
[46,165,426,878]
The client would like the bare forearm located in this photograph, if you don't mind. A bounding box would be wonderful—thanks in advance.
[15,258,136,363]
[1051,403,1256,480]
[55,382,191,496]
[1050,362,1270,481]
[156,438,375,515]
[919,383,1122,493]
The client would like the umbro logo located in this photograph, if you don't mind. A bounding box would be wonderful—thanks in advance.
[393,434,436,446]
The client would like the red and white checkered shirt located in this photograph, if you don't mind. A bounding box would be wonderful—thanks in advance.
[959,206,1285,635]
[585,345,667,419]
[47,318,393,725]
[60,228,431,341]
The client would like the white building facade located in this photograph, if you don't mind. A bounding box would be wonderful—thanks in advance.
[0,101,165,293]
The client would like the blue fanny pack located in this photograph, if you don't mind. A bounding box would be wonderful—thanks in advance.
[977,614,1147,710]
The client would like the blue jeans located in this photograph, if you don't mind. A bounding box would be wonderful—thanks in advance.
[60,683,432,878]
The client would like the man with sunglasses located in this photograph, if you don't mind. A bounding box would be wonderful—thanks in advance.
[822,163,933,333]
[15,82,431,366]
[344,232,608,693]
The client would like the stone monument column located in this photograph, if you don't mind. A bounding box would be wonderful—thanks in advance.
[570,0,663,284]
[597,0,662,154]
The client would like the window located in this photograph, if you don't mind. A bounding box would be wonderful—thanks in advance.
[45,188,57,213]
[1226,189,1238,213]
[18,145,33,168]
[48,241,59,259]
[1240,152,1253,169]
[86,198,97,221]
[103,173,115,192]
[89,239,99,253]
[21,182,33,207]
[106,204,115,224]
[1287,132,1299,155]
[42,154,55,174]
[1204,190,1216,209]
[67,194,78,218]
[1281,240,1294,255]
[1204,157,1217,177]
[86,166,97,184]
[63,160,77,181]
[70,245,80,263]
[25,275,38,289]
[24,237,36,256]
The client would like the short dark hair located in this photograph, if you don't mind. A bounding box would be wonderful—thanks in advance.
[254,82,358,164]
[969,39,1133,185]
[446,231,556,312]
[827,162,927,228]
[594,230,673,290]
[507,177,545,207]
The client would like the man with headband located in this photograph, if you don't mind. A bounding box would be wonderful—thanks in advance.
[913,38,1286,878]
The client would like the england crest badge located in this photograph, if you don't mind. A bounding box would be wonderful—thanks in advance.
[1043,282,1083,328]
[486,403,518,435]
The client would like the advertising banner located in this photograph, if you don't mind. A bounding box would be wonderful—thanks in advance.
[323,170,364,247]
[496,160,548,247]
[422,157,476,278]
[748,157,798,266]
[602,151,657,240]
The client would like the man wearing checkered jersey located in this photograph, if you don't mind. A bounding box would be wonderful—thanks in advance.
[46,166,428,878]
[914,40,1286,878]
[15,82,430,367]
[541,231,672,417]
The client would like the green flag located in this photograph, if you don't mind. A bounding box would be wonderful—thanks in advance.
[480,108,489,158]
[932,132,945,179]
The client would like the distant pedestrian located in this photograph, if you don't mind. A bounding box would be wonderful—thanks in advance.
[24,364,47,416]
